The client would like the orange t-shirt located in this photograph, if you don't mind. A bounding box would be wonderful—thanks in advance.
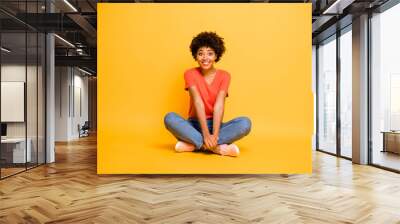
[184,67,231,119]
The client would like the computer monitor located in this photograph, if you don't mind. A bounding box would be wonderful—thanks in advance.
[1,123,7,137]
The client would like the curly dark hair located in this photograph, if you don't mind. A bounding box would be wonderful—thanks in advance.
[190,31,226,62]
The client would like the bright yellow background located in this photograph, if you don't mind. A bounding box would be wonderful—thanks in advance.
[98,3,312,174]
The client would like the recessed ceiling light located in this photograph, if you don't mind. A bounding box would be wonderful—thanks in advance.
[63,0,78,12]
[54,34,75,48]
[323,0,355,15]
[1,47,11,53]
[78,67,93,76]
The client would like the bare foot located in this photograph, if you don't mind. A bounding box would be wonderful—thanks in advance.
[214,144,240,157]
[175,141,196,152]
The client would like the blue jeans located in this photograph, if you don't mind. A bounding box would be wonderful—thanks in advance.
[164,112,251,149]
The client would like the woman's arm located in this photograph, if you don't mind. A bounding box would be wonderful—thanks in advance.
[212,90,227,139]
[188,86,218,149]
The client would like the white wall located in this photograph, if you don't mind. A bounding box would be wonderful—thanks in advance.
[55,66,70,141]
[55,67,89,141]
[72,72,89,138]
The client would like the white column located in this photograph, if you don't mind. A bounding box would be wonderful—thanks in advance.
[46,32,55,163]
[352,14,369,164]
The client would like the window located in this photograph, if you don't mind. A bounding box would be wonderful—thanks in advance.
[371,2,400,171]
[317,35,337,154]
[339,27,352,158]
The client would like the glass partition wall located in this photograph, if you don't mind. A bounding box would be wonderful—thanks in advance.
[317,35,337,155]
[0,1,46,179]
[370,3,400,171]
[317,0,400,172]
[316,26,352,159]
[339,27,352,159]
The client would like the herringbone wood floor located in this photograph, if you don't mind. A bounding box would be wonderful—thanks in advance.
[1,134,400,224]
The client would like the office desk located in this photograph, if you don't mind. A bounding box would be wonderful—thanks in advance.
[1,138,31,163]
[382,131,400,154]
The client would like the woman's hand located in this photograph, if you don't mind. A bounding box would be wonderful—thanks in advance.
[203,133,218,150]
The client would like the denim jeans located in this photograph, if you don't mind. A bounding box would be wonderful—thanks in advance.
[164,112,252,149]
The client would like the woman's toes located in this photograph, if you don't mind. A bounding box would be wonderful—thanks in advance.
[175,141,196,152]
[217,144,240,157]
[229,144,240,156]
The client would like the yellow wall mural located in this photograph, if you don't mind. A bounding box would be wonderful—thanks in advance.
[98,3,312,174]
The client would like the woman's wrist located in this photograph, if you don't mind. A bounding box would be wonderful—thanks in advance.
[212,130,219,137]
[202,130,211,137]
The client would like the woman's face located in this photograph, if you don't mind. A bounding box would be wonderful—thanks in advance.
[196,46,217,71]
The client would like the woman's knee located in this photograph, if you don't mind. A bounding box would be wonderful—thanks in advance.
[238,116,252,135]
[164,112,179,128]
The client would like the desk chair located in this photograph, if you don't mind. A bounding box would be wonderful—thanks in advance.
[78,121,90,138]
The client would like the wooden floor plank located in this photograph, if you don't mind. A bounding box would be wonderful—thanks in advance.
[1,134,400,223]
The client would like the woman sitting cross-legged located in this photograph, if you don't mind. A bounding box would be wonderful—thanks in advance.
[164,31,251,157]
